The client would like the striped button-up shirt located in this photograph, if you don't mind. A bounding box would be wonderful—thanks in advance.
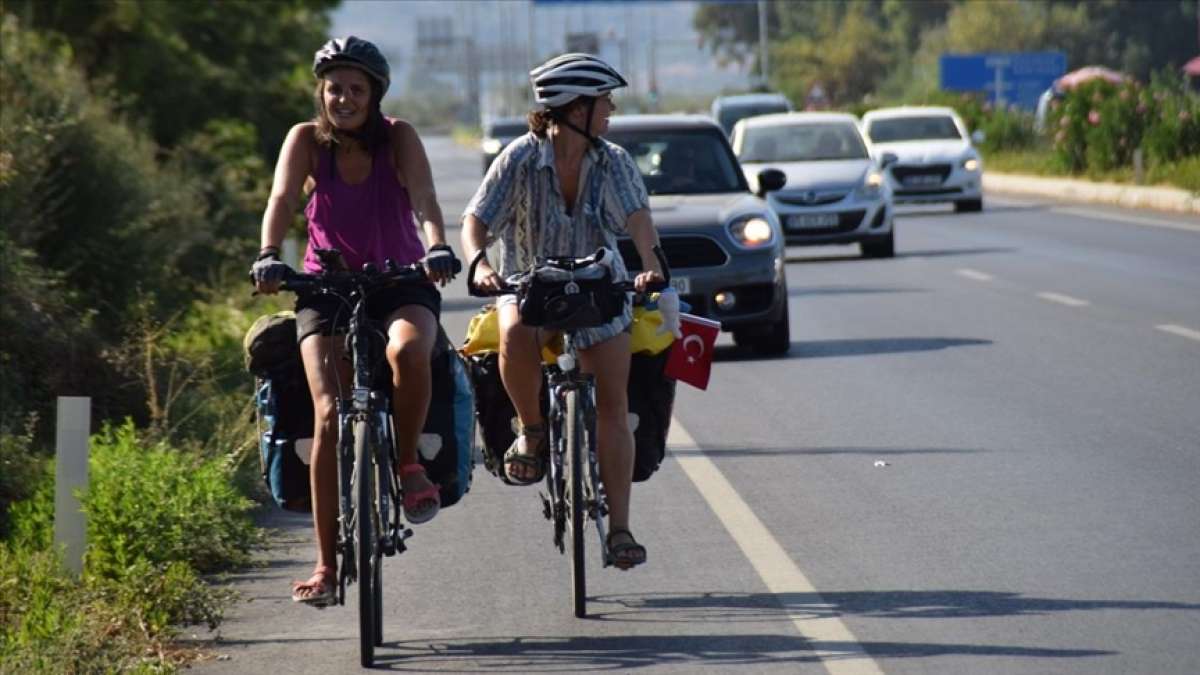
[464,132,651,346]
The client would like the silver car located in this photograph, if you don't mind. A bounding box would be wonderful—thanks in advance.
[732,112,897,258]
[860,106,984,212]
[606,115,791,355]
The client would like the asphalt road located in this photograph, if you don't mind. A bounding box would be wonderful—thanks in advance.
[195,137,1200,673]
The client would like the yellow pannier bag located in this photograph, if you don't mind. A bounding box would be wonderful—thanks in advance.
[461,304,563,364]
[463,297,675,359]
[629,295,674,356]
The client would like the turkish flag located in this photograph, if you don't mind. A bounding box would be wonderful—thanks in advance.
[664,313,721,390]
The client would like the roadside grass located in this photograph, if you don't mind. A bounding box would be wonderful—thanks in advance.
[0,420,259,673]
[986,149,1200,194]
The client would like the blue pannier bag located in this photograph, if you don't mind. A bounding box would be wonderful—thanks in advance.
[246,313,473,512]
[416,333,476,508]
[255,363,315,512]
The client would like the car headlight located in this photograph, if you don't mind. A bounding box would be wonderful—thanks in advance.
[482,138,502,154]
[854,171,884,199]
[962,157,980,172]
[729,216,774,248]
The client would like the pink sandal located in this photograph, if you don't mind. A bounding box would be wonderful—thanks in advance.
[400,464,440,525]
[291,565,336,608]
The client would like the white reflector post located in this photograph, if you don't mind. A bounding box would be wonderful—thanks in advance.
[54,396,90,575]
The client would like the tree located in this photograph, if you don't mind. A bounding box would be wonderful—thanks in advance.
[13,0,338,159]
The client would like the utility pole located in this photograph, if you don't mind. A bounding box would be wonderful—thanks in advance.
[758,0,769,88]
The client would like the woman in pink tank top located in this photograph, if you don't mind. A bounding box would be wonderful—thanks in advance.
[250,37,458,607]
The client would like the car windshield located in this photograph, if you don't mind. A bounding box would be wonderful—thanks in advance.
[718,104,788,136]
[486,121,527,138]
[738,122,869,162]
[607,129,746,195]
[866,115,961,142]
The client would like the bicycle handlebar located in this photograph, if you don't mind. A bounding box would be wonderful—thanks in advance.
[277,258,461,295]
[465,248,670,298]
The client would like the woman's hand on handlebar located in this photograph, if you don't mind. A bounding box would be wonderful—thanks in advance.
[421,244,459,287]
[633,270,666,293]
[250,254,290,295]
[471,260,506,294]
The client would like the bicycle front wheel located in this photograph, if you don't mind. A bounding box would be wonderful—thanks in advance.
[565,389,587,618]
[353,419,378,667]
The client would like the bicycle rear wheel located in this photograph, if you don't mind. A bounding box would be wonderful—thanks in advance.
[565,389,587,617]
[353,419,378,667]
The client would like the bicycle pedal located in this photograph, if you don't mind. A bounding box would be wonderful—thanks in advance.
[540,494,552,520]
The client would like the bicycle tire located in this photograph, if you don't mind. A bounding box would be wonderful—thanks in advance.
[353,418,377,667]
[372,449,385,646]
[566,389,587,618]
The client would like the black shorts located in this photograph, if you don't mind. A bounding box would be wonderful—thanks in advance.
[294,283,442,344]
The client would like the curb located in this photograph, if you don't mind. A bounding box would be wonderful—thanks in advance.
[983,172,1200,215]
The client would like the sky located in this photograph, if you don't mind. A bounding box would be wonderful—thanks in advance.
[330,0,754,116]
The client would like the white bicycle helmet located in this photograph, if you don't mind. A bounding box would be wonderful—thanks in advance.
[530,53,628,109]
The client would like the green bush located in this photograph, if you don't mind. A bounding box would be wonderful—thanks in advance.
[1049,72,1200,177]
[84,420,258,577]
[1,420,258,672]
[0,420,45,538]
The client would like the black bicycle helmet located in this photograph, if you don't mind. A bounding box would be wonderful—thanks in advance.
[313,36,391,96]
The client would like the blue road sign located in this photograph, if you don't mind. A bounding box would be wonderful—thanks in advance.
[940,52,1066,110]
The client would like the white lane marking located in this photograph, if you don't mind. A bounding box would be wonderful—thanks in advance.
[668,421,884,675]
[1156,324,1200,342]
[1037,292,1090,307]
[1054,206,1200,234]
[956,268,994,282]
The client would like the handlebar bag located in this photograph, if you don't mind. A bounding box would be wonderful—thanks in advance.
[517,265,625,331]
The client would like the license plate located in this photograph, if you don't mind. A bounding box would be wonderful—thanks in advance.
[670,276,691,294]
[787,213,839,229]
[903,174,942,186]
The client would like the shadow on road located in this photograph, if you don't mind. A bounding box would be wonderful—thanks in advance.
[715,337,992,362]
[371,606,1118,669]
[667,445,986,458]
[590,589,1200,623]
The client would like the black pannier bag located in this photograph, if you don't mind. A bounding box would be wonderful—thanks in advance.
[469,349,674,484]
[467,352,549,485]
[628,350,676,482]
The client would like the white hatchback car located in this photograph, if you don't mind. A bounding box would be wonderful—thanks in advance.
[731,112,897,258]
[860,106,984,212]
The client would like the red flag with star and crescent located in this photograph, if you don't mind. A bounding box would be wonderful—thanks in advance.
[664,313,721,390]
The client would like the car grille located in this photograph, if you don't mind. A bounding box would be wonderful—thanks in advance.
[618,236,729,270]
[891,163,952,187]
[775,190,848,206]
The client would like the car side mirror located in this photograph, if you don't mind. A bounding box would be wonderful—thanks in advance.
[879,152,898,169]
[971,129,986,145]
[756,168,786,197]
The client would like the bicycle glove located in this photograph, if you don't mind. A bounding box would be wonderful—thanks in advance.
[251,251,289,285]
[656,288,683,339]
[422,244,458,279]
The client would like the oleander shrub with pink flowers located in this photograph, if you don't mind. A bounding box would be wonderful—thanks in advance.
[1048,73,1200,176]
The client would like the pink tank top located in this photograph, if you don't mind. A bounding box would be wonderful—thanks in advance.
[302,139,426,273]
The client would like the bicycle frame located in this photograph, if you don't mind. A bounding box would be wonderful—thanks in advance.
[465,246,668,618]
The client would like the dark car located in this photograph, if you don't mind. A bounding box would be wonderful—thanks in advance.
[481,116,528,174]
[606,115,790,355]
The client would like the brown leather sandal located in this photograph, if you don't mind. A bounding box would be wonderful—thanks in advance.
[504,423,548,485]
